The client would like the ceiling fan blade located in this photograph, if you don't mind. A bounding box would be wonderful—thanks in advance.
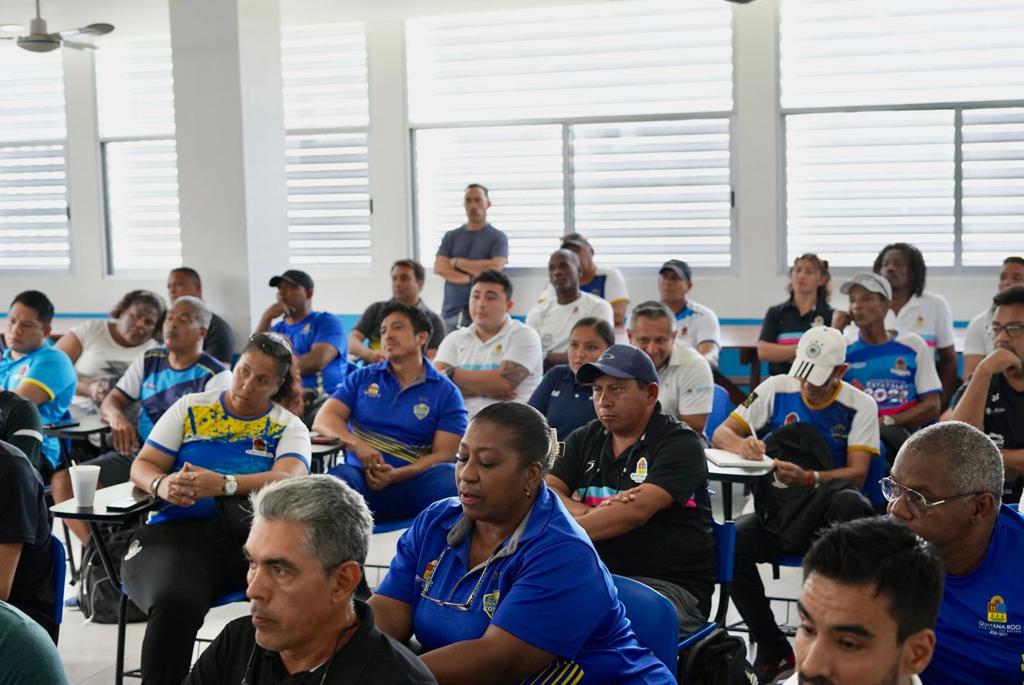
[59,22,114,38]
[62,39,97,50]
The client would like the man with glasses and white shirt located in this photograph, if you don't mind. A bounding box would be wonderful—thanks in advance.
[886,421,1024,685]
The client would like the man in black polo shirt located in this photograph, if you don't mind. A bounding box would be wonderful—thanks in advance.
[0,439,56,642]
[186,475,434,685]
[952,284,1024,503]
[0,390,43,473]
[546,344,715,633]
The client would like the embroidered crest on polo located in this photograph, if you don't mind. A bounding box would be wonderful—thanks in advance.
[812,315,824,327]
[365,383,380,398]
[482,590,500,618]
[413,403,430,420]
[630,457,648,484]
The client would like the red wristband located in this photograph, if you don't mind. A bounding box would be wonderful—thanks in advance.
[806,470,815,488]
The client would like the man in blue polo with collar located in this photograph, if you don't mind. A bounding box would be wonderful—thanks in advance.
[314,302,468,521]
[546,344,716,634]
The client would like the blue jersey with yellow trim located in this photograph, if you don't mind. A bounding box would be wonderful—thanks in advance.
[272,311,347,393]
[845,332,941,416]
[376,486,675,684]
[924,505,1024,684]
[144,389,310,523]
[580,275,607,298]
[0,343,75,467]
[331,360,467,469]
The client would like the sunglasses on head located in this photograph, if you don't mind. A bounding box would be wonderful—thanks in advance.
[248,332,293,359]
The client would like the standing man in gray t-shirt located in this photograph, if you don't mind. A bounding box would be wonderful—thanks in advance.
[434,184,510,331]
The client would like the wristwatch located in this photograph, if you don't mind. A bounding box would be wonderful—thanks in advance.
[444,365,457,380]
[881,415,896,427]
[222,474,238,496]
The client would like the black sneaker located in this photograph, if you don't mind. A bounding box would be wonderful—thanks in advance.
[753,643,795,684]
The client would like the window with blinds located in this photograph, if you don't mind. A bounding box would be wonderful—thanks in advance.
[95,38,181,273]
[282,23,370,267]
[409,0,734,268]
[781,0,1024,268]
[0,47,70,271]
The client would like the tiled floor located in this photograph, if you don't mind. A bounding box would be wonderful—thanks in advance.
[55,487,803,684]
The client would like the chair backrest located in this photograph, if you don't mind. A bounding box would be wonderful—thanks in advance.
[51,535,66,626]
[862,453,888,507]
[611,574,679,673]
[711,520,736,625]
[706,384,734,438]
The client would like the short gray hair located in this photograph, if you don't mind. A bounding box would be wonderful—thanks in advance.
[171,295,212,329]
[896,421,1004,499]
[249,475,374,574]
[627,300,677,334]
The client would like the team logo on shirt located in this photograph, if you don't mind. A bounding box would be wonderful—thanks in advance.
[890,356,911,377]
[831,424,849,440]
[680,326,689,336]
[413,402,430,420]
[784,412,800,425]
[812,315,824,327]
[247,436,269,457]
[482,590,500,618]
[989,596,1008,624]
[915,316,925,328]
[494,344,504,355]
[422,558,438,583]
[742,392,758,408]
[630,457,649,484]
[366,383,380,398]
[302,323,311,334]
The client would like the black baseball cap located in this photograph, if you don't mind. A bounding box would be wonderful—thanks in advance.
[561,233,593,251]
[659,259,692,281]
[268,269,314,290]
[576,344,659,385]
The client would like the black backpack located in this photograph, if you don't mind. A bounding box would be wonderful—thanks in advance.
[681,631,756,685]
[77,523,147,624]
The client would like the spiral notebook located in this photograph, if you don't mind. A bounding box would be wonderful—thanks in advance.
[705,448,773,469]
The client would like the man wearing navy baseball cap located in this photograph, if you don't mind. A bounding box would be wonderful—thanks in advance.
[546,344,716,634]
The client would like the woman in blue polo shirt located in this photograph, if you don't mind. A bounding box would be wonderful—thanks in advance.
[528,317,614,440]
[369,402,674,684]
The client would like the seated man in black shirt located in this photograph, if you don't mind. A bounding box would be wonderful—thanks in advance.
[0,439,56,642]
[951,284,1024,503]
[546,344,715,633]
[186,475,435,685]
[0,390,43,473]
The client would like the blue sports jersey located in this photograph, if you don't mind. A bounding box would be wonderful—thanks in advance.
[924,505,1024,684]
[116,348,229,442]
[845,333,941,416]
[0,343,76,467]
[580,275,607,299]
[272,311,347,393]
[145,389,310,523]
[331,360,468,470]
[376,485,675,684]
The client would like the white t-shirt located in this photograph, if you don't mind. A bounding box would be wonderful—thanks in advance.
[674,299,721,349]
[884,291,956,350]
[68,319,159,415]
[434,317,543,417]
[538,263,630,306]
[658,340,714,418]
[526,292,614,356]
[964,307,994,357]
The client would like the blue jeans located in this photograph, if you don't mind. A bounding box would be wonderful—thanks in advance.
[328,462,457,522]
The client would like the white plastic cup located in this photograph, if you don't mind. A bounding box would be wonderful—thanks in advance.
[69,464,101,508]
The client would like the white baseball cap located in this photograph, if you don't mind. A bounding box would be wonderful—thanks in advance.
[840,272,892,300]
[789,326,848,387]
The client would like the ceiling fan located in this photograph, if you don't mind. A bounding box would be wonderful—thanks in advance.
[0,0,113,52]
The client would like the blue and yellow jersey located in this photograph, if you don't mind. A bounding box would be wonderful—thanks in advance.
[845,332,941,416]
[273,311,347,393]
[376,486,675,684]
[0,343,76,467]
[331,361,467,469]
[145,389,310,523]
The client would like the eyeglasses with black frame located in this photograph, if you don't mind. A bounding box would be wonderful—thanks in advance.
[986,323,1024,339]
[248,332,294,359]
[879,477,981,519]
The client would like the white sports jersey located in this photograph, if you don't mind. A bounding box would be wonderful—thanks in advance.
[657,340,714,418]
[526,292,614,356]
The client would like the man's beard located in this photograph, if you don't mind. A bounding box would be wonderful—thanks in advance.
[798,661,901,685]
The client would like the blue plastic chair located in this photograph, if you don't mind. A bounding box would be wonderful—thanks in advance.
[612,574,680,673]
[706,384,734,439]
[51,535,67,630]
[677,520,736,680]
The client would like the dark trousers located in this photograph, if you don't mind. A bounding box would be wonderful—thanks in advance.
[731,489,874,646]
[121,520,248,685]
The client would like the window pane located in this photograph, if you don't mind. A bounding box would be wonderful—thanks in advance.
[414,125,564,267]
[104,140,182,271]
[407,0,732,125]
[95,38,175,138]
[572,119,731,267]
[282,23,368,130]
[0,47,65,142]
[286,133,371,266]
[962,108,1024,265]
[781,0,1024,108]
[786,110,955,267]
[0,144,69,270]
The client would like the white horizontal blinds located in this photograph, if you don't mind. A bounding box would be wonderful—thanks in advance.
[282,24,368,130]
[96,38,181,272]
[962,108,1024,265]
[286,133,370,266]
[406,0,733,125]
[281,23,370,267]
[414,126,564,267]
[785,111,955,267]
[572,119,731,268]
[0,47,69,270]
[103,140,181,270]
[780,0,1024,109]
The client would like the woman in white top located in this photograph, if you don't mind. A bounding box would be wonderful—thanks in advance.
[56,290,164,412]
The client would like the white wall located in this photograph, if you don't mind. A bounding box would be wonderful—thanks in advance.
[0,0,998,335]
